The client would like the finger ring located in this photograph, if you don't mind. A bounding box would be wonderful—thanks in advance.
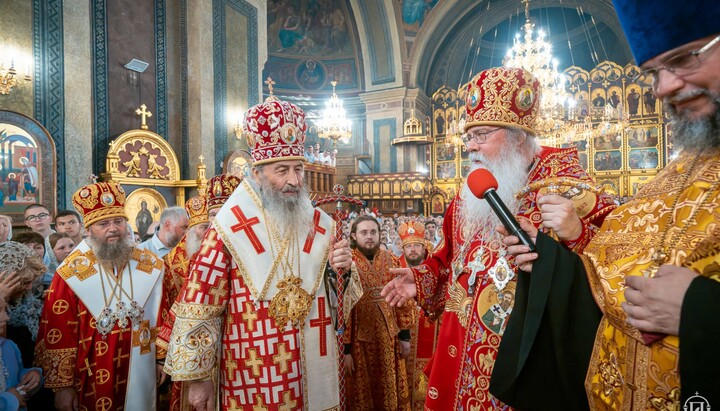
[17,388,27,397]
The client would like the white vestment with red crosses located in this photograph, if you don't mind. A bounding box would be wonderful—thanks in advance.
[165,180,340,410]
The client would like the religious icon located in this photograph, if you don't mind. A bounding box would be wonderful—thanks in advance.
[431,195,444,214]
[593,150,622,172]
[0,110,55,221]
[629,148,659,170]
[125,188,167,235]
[478,283,516,336]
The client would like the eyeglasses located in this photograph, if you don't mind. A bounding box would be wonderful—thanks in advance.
[95,218,127,229]
[461,128,502,145]
[632,34,720,88]
[25,212,50,222]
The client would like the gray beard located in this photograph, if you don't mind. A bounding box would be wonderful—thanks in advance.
[665,90,720,152]
[86,236,134,267]
[248,177,314,238]
[460,150,531,236]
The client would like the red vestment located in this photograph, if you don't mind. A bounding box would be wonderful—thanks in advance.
[345,249,412,410]
[35,243,168,410]
[164,180,340,410]
[157,234,199,411]
[411,147,616,410]
[399,254,440,411]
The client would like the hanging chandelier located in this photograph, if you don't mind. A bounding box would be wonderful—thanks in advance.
[504,0,571,137]
[318,81,352,145]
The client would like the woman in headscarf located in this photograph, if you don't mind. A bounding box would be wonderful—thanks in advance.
[0,242,53,409]
[0,215,12,243]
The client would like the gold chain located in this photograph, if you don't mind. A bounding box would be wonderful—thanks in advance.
[646,155,720,275]
[256,207,295,300]
[98,263,136,305]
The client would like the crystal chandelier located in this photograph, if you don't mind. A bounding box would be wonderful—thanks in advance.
[504,0,571,136]
[318,81,351,145]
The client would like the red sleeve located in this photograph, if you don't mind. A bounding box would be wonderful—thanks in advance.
[177,228,231,307]
[35,274,80,390]
[410,198,456,319]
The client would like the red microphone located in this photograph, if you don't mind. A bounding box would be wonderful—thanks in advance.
[467,168,536,252]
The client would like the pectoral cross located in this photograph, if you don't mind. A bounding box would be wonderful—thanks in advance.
[135,104,153,130]
[466,251,486,295]
[467,253,486,279]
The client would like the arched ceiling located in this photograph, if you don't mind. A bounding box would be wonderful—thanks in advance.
[409,0,633,95]
[263,0,634,105]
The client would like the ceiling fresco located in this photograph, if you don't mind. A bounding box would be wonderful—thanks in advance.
[263,0,363,94]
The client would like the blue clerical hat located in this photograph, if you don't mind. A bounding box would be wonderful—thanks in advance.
[612,0,720,65]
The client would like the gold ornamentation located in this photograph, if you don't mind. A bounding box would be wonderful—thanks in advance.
[95,368,110,384]
[273,343,293,374]
[96,397,113,411]
[598,352,624,396]
[132,319,157,355]
[95,341,109,356]
[448,345,457,358]
[269,276,313,328]
[38,347,77,388]
[135,104,152,130]
[245,348,264,376]
[642,156,720,277]
[428,387,439,400]
[648,387,681,411]
[164,311,223,381]
[445,282,473,328]
[52,299,70,315]
[133,248,163,273]
[47,328,63,344]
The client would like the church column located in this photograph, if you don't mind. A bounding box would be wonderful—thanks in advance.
[63,0,93,204]
[359,87,430,174]
[185,0,216,173]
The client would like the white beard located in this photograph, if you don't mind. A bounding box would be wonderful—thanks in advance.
[185,225,206,256]
[248,178,314,238]
[460,150,532,236]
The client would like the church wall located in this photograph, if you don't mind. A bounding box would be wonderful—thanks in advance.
[355,0,395,87]
[208,0,261,175]
[1,0,265,210]
[105,0,159,146]
[0,0,34,117]
[165,0,184,177]
[63,0,93,207]
[225,2,251,156]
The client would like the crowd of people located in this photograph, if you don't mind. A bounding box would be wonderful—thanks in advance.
[0,0,718,408]
[304,142,337,166]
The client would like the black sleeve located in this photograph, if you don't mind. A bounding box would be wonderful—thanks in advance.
[679,275,720,405]
[490,232,602,410]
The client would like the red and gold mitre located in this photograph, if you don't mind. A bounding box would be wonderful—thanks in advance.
[206,173,242,211]
[242,93,306,165]
[398,221,427,247]
[71,181,127,228]
[463,67,540,135]
[185,195,208,228]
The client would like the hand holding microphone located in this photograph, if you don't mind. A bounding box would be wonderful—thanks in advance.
[467,168,536,252]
